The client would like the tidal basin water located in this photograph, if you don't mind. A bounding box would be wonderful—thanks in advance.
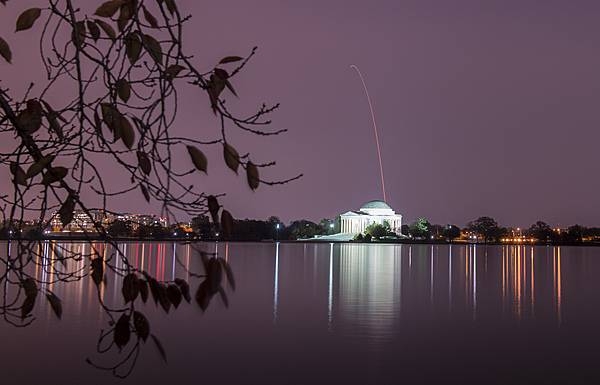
[2,242,600,384]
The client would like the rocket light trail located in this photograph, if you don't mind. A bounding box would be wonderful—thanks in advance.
[350,64,387,203]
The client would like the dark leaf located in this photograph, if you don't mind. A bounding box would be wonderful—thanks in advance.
[125,33,142,65]
[157,283,171,313]
[207,258,222,294]
[115,78,131,102]
[220,210,234,239]
[213,68,229,80]
[140,184,150,202]
[133,311,150,342]
[141,34,162,65]
[174,278,191,303]
[0,36,12,63]
[114,313,130,350]
[150,334,167,363]
[207,195,219,223]
[45,291,62,319]
[100,103,119,132]
[58,194,75,226]
[246,161,259,190]
[9,162,27,186]
[122,273,139,303]
[91,258,104,286]
[21,296,35,320]
[117,2,134,31]
[186,145,207,173]
[137,151,151,175]
[139,279,149,303]
[143,6,158,28]
[119,115,135,149]
[71,21,86,49]
[146,276,161,304]
[219,56,243,64]
[94,0,122,18]
[164,0,177,15]
[15,8,41,32]
[220,259,236,291]
[223,142,240,173]
[95,19,116,41]
[41,166,68,186]
[195,280,211,311]
[164,64,184,80]
[22,277,37,299]
[16,107,42,134]
[26,155,54,178]
[218,286,229,308]
[86,20,101,42]
[166,284,181,308]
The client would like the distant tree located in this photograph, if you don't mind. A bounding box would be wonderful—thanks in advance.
[319,218,335,234]
[410,218,431,239]
[400,224,410,236]
[442,225,462,241]
[365,221,393,239]
[353,233,364,242]
[467,216,502,242]
[287,220,323,240]
[567,224,585,242]
[107,220,132,237]
[527,221,554,242]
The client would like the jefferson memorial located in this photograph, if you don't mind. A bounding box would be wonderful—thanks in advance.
[340,200,402,235]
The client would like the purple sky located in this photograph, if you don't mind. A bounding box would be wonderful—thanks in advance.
[2,0,600,227]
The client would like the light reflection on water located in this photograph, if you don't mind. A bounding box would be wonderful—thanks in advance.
[2,241,600,384]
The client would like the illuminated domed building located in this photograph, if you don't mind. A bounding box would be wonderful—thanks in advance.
[340,200,402,235]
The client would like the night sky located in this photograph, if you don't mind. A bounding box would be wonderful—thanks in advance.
[2,0,600,227]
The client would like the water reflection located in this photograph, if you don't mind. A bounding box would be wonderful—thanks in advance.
[271,243,570,343]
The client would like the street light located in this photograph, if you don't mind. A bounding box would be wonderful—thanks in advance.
[329,223,334,234]
[275,223,280,241]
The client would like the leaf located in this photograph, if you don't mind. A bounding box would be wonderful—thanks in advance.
[114,313,130,350]
[220,210,234,239]
[91,258,104,286]
[22,278,37,299]
[186,145,207,173]
[207,258,223,294]
[140,184,150,202]
[95,0,122,18]
[223,142,240,173]
[16,107,42,134]
[174,278,190,303]
[164,0,177,15]
[138,279,149,302]
[45,291,62,319]
[141,34,162,65]
[195,281,211,311]
[218,286,229,308]
[119,115,135,149]
[58,194,75,226]
[220,259,236,291]
[117,2,134,31]
[95,19,116,41]
[26,155,54,178]
[150,334,167,363]
[16,8,41,32]
[219,56,243,64]
[9,162,27,186]
[41,166,68,185]
[164,64,184,80]
[246,161,259,190]
[146,276,161,304]
[125,33,142,64]
[133,311,150,342]
[207,195,219,223]
[71,21,86,49]
[122,273,139,303]
[86,20,101,42]
[0,37,12,63]
[137,151,151,175]
[115,78,131,102]
[157,284,171,313]
[166,284,182,308]
[100,102,119,131]
[21,296,35,320]
[143,6,159,28]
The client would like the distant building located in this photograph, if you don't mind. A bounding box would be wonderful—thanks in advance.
[340,200,402,235]
[50,209,111,232]
[115,213,168,230]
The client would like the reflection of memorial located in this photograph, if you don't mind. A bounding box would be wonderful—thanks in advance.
[270,243,566,340]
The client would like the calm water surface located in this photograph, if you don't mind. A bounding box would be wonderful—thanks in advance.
[2,242,600,385]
